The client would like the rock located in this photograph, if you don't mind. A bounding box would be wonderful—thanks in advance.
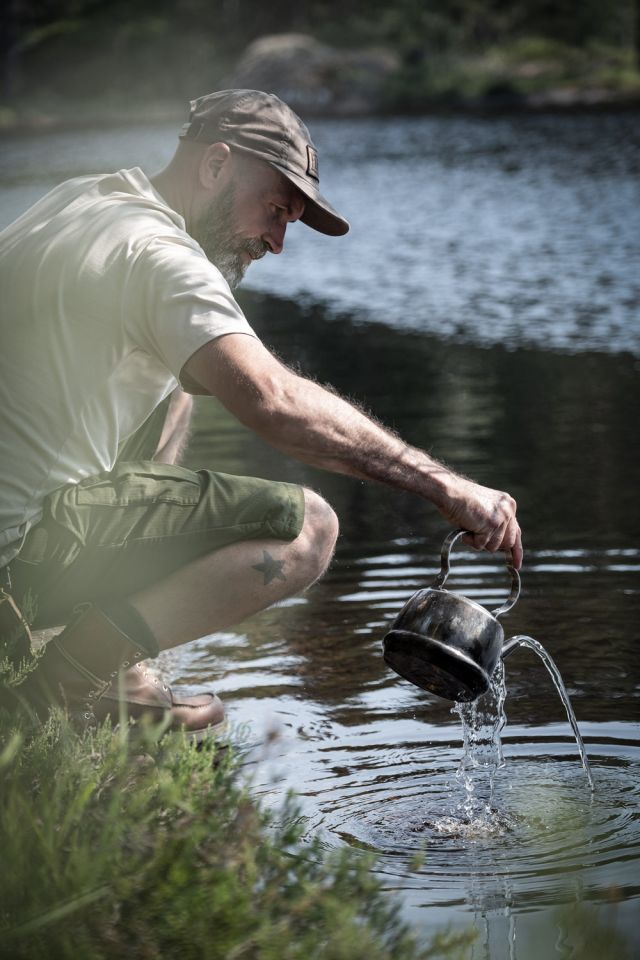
[225,33,398,116]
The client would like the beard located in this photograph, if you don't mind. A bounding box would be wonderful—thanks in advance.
[191,181,267,289]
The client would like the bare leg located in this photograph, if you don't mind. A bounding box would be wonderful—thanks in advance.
[130,488,338,651]
[152,388,193,465]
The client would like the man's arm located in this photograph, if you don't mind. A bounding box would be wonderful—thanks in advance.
[181,334,523,567]
[152,388,193,465]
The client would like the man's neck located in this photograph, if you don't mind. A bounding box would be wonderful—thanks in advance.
[149,169,184,220]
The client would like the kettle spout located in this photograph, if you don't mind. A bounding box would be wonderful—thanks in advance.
[501,637,522,660]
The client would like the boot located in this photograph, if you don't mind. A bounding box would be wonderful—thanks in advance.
[15,603,225,741]
[95,662,226,737]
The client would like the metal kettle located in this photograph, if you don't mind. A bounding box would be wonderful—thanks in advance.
[382,529,521,702]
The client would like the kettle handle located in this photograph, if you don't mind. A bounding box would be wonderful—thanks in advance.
[431,529,520,618]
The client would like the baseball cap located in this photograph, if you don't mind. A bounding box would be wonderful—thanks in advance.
[179,89,349,236]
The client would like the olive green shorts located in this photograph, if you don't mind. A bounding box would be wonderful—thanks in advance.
[11,460,305,631]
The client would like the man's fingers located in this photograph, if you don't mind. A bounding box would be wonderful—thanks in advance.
[510,531,523,570]
[484,523,509,553]
[471,531,492,553]
[470,515,522,570]
[499,519,523,569]
[464,524,523,569]
[445,482,522,568]
[473,519,510,553]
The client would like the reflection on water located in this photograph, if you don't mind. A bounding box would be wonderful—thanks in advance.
[2,113,639,956]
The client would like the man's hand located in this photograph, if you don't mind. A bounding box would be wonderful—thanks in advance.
[434,473,523,569]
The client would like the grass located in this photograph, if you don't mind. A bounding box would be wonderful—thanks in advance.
[0,701,474,960]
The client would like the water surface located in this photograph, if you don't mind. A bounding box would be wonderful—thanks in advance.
[1,112,638,958]
[179,294,639,959]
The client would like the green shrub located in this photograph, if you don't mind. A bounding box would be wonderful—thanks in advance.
[0,711,473,960]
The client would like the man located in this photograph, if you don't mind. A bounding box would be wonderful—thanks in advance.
[0,89,521,740]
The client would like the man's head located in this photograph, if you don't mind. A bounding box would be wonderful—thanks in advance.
[180,89,349,238]
[153,89,348,288]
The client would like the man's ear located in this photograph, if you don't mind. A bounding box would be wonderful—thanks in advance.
[199,142,233,190]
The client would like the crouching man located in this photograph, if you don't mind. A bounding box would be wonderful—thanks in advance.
[0,90,521,739]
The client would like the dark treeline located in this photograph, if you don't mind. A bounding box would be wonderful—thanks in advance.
[1,0,639,105]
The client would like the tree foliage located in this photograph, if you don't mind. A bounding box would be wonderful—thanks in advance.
[1,0,638,102]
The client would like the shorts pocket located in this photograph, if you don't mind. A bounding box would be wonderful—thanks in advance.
[75,462,202,508]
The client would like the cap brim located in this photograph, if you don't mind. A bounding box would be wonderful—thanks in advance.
[268,161,349,237]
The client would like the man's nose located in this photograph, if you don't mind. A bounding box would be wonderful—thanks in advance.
[263,222,286,255]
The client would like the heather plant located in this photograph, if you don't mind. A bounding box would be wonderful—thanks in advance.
[0,709,474,960]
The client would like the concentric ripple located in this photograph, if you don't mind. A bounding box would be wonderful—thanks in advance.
[287,729,640,911]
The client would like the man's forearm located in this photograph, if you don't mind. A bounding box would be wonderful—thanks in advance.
[182,333,522,565]
[252,370,455,507]
[241,368,521,564]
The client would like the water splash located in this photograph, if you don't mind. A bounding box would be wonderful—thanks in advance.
[507,635,595,792]
[434,661,514,838]
[438,633,595,839]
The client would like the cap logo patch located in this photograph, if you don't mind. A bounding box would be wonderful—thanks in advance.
[306,145,319,180]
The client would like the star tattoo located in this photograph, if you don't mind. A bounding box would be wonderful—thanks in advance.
[252,550,287,585]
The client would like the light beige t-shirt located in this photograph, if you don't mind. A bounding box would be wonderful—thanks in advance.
[0,167,256,567]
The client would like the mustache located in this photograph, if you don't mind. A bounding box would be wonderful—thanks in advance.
[242,237,269,261]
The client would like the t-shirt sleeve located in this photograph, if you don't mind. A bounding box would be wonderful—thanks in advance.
[124,233,257,379]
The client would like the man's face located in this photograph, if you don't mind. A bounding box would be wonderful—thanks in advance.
[191,156,305,289]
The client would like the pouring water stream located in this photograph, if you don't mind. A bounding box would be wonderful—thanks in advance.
[503,635,595,791]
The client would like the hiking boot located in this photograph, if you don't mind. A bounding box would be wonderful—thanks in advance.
[15,603,225,741]
[96,662,226,739]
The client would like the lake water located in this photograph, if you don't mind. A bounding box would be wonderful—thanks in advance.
[1,112,639,958]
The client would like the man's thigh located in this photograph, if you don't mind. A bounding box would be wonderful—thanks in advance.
[12,462,305,629]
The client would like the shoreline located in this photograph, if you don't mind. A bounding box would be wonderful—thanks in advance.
[2,89,639,137]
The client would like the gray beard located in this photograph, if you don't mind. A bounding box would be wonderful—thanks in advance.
[191,182,267,289]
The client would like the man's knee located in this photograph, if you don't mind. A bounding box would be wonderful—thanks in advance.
[300,488,339,572]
